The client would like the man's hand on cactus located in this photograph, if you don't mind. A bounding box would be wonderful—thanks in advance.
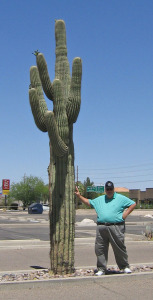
[29,20,82,157]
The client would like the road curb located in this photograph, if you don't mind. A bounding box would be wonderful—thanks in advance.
[1,262,153,285]
[0,270,153,286]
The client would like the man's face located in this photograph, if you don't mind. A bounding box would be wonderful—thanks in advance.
[105,187,114,199]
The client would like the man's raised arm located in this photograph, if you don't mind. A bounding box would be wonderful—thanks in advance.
[75,186,91,207]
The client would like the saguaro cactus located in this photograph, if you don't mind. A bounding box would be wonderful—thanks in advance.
[29,20,82,274]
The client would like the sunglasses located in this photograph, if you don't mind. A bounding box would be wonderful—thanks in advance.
[106,187,114,191]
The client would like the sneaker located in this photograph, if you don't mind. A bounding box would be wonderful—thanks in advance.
[95,270,105,276]
[124,267,132,274]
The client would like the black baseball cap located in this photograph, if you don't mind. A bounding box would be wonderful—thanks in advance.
[105,181,114,189]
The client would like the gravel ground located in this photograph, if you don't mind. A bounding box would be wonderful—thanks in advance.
[0,265,153,283]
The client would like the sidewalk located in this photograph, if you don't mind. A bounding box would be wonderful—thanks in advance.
[1,271,153,300]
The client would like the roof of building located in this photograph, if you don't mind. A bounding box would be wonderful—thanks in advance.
[114,187,129,192]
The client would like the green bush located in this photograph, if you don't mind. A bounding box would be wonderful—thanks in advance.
[136,203,153,209]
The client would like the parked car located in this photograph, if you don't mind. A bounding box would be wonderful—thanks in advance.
[42,204,49,211]
[28,203,43,214]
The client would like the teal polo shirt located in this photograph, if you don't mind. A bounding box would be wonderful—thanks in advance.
[89,192,135,223]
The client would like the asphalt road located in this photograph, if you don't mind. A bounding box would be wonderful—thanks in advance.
[0,210,153,300]
[0,210,153,240]
[0,237,153,271]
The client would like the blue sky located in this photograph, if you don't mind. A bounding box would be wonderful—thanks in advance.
[0,0,153,191]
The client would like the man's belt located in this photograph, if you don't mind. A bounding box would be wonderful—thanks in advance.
[97,221,125,226]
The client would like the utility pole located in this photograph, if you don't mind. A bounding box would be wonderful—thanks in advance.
[77,165,78,186]
[5,195,7,207]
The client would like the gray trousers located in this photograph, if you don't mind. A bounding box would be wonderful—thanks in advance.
[95,224,129,271]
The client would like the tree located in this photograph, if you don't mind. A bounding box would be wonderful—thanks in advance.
[83,177,97,199]
[29,20,82,274]
[8,175,49,208]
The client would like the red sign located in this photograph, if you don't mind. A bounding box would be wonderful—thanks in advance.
[2,179,10,190]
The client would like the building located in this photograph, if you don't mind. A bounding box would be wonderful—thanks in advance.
[129,189,140,205]
[129,188,153,206]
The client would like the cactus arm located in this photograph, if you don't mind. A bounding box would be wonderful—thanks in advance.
[45,79,69,156]
[29,66,48,132]
[29,88,47,132]
[53,79,69,145]
[29,66,68,155]
[45,111,68,157]
[55,20,71,102]
[55,20,67,59]
[54,20,82,124]
[36,53,53,101]
[67,57,82,124]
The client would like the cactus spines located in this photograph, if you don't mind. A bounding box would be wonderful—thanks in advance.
[29,20,82,274]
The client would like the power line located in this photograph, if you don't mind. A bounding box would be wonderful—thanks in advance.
[105,180,153,185]
[78,168,153,175]
[76,163,153,187]
[76,162,153,186]
[88,174,153,180]
[78,162,153,171]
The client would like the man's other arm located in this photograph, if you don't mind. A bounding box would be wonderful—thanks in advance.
[122,202,136,220]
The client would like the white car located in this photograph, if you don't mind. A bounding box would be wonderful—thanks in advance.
[42,205,49,211]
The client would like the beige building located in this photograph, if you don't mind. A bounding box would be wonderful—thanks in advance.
[129,189,140,204]
[140,191,146,202]
[129,188,153,205]
[146,188,153,200]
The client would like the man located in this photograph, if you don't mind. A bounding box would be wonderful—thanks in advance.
[75,181,136,275]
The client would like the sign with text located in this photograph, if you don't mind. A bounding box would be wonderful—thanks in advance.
[87,186,104,193]
[2,190,9,195]
[2,179,10,195]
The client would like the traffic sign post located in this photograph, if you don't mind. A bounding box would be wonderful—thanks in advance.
[96,186,104,193]
[87,186,97,192]
[2,179,10,206]
[87,186,104,193]
[2,179,10,194]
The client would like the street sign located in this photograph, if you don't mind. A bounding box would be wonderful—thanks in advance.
[3,190,10,195]
[96,186,104,193]
[87,186,104,193]
[2,179,10,195]
[2,179,10,190]
[87,186,96,192]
